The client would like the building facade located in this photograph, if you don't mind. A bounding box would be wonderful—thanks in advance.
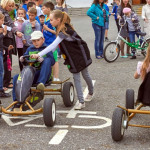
[132,0,146,5]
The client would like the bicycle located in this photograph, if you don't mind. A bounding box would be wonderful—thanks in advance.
[103,21,150,63]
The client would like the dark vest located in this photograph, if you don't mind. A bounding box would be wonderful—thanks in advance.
[137,72,150,106]
[59,24,92,73]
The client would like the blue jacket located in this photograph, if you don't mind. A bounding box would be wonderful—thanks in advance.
[22,4,27,12]
[104,4,111,16]
[24,43,54,63]
[112,5,118,20]
[43,20,56,46]
[87,4,109,27]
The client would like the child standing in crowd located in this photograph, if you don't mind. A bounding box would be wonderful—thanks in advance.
[22,7,40,53]
[111,0,120,32]
[104,0,110,42]
[39,14,45,32]
[121,7,142,59]
[31,10,94,110]
[14,8,26,71]
[14,4,19,18]
[27,2,40,23]
[22,0,29,12]
[55,0,68,13]
[0,13,13,97]
[42,1,60,81]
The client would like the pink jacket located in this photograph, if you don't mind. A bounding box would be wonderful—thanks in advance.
[14,20,23,48]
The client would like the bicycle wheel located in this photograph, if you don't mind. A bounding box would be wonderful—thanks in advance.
[141,38,150,57]
[104,42,120,63]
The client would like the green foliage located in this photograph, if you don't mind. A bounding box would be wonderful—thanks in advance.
[15,0,20,4]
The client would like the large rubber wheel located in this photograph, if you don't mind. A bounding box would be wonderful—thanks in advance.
[111,108,126,141]
[43,98,56,127]
[62,82,74,107]
[126,89,134,110]
[141,38,150,57]
[104,42,120,63]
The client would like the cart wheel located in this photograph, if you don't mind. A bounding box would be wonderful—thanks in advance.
[62,82,74,107]
[111,108,126,141]
[104,42,120,63]
[43,98,56,127]
[126,89,134,110]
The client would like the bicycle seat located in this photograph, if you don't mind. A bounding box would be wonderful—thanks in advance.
[137,32,146,36]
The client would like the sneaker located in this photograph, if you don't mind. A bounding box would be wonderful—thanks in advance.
[37,83,45,91]
[130,56,136,59]
[11,103,21,111]
[84,94,94,102]
[126,53,133,56]
[120,55,128,58]
[105,37,109,42]
[74,102,85,110]
[53,78,60,81]
[0,90,11,98]
[57,55,61,59]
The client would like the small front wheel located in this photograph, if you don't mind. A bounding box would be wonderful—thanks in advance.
[104,42,120,63]
[62,82,75,107]
[111,108,126,141]
[43,98,56,127]
[126,89,134,110]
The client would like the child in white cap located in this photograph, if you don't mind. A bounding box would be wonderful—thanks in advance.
[12,31,55,108]
[121,7,142,59]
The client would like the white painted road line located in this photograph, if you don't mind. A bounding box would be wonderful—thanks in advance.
[72,115,112,129]
[49,130,68,145]
[2,115,41,126]
[25,124,69,128]
[66,80,96,118]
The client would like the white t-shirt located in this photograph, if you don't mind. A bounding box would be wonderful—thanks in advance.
[136,61,150,75]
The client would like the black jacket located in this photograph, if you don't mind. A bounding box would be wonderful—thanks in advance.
[137,72,150,106]
[59,24,92,73]
[0,32,8,52]
[0,6,17,39]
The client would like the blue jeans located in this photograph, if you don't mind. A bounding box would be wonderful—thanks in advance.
[92,23,105,57]
[0,51,4,91]
[129,31,143,55]
[12,57,55,101]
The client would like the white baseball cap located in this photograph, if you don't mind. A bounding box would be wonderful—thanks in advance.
[30,31,44,40]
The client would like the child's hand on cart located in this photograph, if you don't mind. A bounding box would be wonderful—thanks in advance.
[31,54,39,59]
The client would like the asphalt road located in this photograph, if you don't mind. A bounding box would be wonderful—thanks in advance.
[0,16,149,150]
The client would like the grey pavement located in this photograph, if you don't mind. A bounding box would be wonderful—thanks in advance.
[0,16,149,150]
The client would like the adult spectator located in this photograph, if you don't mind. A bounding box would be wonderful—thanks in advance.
[87,0,109,59]
[117,0,132,58]
[0,0,23,89]
[142,0,150,38]
[55,0,68,13]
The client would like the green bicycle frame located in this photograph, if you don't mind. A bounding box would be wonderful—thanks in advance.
[118,35,146,50]
[115,24,148,50]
